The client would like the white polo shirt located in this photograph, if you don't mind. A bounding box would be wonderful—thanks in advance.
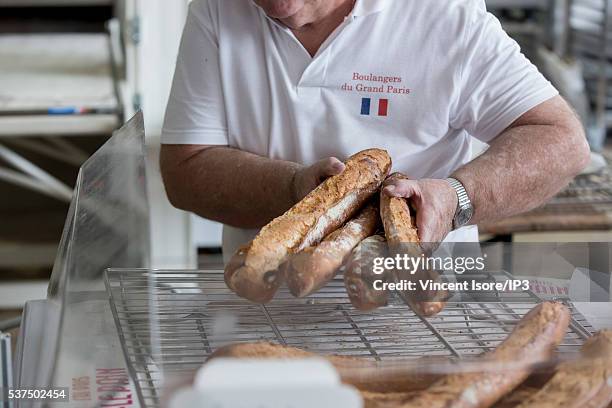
[162,0,558,253]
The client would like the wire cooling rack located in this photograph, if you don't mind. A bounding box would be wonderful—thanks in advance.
[104,269,593,408]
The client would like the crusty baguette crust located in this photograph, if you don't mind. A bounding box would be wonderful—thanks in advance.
[286,203,380,298]
[379,173,447,317]
[344,235,389,311]
[210,341,313,360]
[393,269,448,317]
[362,391,420,408]
[492,386,539,408]
[225,149,392,303]
[207,304,569,407]
[582,328,612,359]
[365,385,539,408]
[380,173,419,246]
[397,301,570,408]
[514,329,612,408]
[209,341,440,393]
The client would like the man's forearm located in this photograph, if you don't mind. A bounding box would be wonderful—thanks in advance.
[452,100,590,225]
[161,146,299,228]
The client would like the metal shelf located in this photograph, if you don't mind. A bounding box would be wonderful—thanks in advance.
[571,0,612,130]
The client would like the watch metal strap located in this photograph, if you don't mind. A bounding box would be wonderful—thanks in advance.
[447,177,470,208]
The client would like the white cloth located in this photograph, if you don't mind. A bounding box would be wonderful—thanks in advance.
[162,0,558,258]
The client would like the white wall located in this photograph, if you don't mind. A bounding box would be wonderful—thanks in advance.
[134,0,196,268]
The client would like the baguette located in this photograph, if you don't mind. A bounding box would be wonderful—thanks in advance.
[514,329,612,408]
[208,303,569,407]
[379,173,447,316]
[396,301,570,408]
[380,173,420,246]
[491,386,539,408]
[362,391,420,408]
[286,202,380,298]
[364,386,539,408]
[225,149,392,303]
[344,235,390,311]
[209,342,440,393]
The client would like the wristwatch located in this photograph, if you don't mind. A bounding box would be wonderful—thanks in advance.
[446,177,474,229]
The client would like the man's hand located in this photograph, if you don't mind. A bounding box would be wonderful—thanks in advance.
[383,178,458,243]
[292,157,346,201]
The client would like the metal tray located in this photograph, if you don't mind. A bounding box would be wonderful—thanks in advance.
[105,269,593,408]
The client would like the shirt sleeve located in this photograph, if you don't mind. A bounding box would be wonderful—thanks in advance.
[449,3,559,143]
[161,1,228,145]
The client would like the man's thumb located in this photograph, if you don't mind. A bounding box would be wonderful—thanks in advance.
[324,157,346,175]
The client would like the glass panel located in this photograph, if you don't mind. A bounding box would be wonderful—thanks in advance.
[42,112,150,407]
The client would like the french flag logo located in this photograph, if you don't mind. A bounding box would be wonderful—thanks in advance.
[361,98,388,116]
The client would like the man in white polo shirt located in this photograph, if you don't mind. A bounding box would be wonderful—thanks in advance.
[160,0,589,260]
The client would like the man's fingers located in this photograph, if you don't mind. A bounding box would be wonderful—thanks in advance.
[312,157,345,183]
[323,157,346,175]
[383,179,420,198]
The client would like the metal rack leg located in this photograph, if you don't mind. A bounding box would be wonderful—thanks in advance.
[0,144,72,201]
[3,138,87,167]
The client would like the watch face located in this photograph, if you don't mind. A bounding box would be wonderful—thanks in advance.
[456,206,474,227]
